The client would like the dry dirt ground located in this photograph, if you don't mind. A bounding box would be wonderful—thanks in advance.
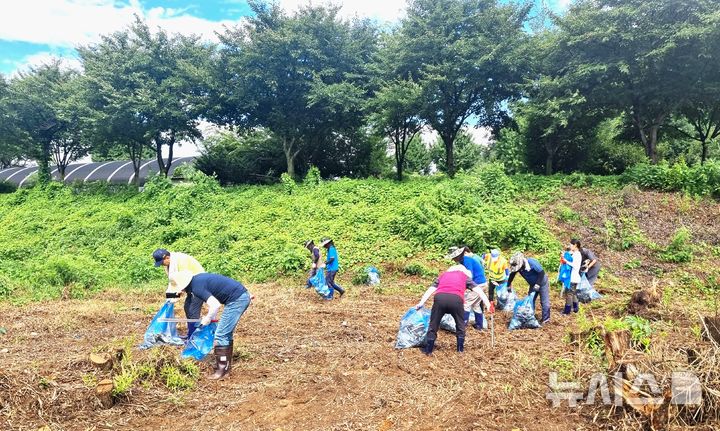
[1,187,718,431]
[0,285,595,431]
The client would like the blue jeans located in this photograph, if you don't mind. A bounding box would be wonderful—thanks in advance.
[530,277,551,322]
[214,291,251,347]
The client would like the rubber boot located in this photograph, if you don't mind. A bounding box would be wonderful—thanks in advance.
[573,302,579,313]
[423,339,435,356]
[463,311,471,327]
[456,336,465,353]
[209,345,232,380]
[473,312,484,330]
[562,305,571,315]
[335,285,345,298]
[228,340,234,369]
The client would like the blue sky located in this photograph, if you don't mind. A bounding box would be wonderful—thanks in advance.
[0,0,571,75]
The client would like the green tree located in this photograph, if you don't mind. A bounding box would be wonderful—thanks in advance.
[78,17,210,179]
[195,129,285,185]
[404,135,433,175]
[6,61,83,182]
[396,0,530,177]
[429,130,483,174]
[554,0,720,164]
[0,75,29,168]
[368,79,425,180]
[213,1,377,178]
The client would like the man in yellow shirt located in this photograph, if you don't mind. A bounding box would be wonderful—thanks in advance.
[153,248,205,338]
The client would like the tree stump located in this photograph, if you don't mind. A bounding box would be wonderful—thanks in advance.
[89,352,113,371]
[96,379,114,408]
[603,329,630,370]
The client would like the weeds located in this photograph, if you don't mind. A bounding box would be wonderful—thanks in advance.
[659,227,693,263]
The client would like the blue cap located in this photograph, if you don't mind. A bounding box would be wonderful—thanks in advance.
[491,249,500,258]
[152,248,170,267]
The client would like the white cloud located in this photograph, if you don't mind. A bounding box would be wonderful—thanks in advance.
[0,0,238,48]
[277,0,406,22]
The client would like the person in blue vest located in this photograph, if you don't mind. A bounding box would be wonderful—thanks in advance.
[320,237,345,298]
[167,271,252,380]
[507,252,551,325]
[459,246,489,330]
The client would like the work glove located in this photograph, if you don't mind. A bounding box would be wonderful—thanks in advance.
[415,302,424,310]
[531,284,541,293]
[312,263,317,269]
[200,315,212,327]
[488,303,495,314]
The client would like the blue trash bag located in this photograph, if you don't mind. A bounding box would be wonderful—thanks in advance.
[577,274,602,303]
[440,313,487,332]
[308,269,332,299]
[139,300,184,349]
[366,266,381,286]
[508,292,541,330]
[495,282,518,312]
[181,322,218,360]
[395,307,431,349]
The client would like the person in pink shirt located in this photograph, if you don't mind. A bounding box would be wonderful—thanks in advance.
[415,247,494,355]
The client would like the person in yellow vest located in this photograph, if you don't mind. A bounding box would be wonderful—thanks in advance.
[153,248,205,339]
[481,249,509,303]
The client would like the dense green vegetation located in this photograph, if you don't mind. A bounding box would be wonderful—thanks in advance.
[0,166,564,301]
[2,0,720,183]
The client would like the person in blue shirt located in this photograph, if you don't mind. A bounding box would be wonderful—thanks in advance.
[459,246,489,330]
[320,237,345,298]
[167,271,252,380]
[508,252,551,325]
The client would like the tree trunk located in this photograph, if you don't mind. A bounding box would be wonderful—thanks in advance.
[283,137,297,179]
[58,164,66,181]
[396,155,404,181]
[442,134,456,178]
[154,136,164,178]
[648,125,659,164]
[163,131,175,177]
[701,139,708,165]
[38,142,52,184]
[545,153,553,175]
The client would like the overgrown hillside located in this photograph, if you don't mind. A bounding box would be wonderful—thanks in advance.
[0,165,564,302]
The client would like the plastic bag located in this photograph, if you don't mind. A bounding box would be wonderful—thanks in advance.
[181,322,218,360]
[308,269,332,299]
[366,266,381,286]
[508,292,540,330]
[576,274,602,303]
[395,307,430,349]
[495,282,517,312]
[139,301,184,349]
[439,313,487,332]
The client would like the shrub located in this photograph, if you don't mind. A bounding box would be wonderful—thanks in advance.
[0,180,17,194]
[304,165,322,186]
[659,227,693,263]
[623,161,720,197]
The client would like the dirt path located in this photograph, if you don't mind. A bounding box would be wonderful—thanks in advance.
[0,283,595,431]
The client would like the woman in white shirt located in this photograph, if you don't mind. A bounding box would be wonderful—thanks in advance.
[564,239,583,314]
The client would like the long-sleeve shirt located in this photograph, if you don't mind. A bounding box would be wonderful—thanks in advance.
[166,252,205,278]
[508,257,547,288]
